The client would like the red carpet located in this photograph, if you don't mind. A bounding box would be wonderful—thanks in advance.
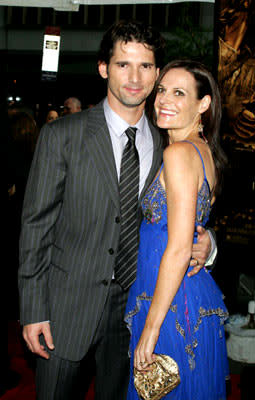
[2,321,94,400]
[2,321,240,400]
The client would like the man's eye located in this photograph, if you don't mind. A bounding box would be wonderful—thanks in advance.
[117,63,127,68]
[142,64,152,69]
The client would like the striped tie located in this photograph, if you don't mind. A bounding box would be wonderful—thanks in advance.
[115,127,140,290]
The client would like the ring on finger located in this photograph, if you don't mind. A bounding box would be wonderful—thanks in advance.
[139,361,146,366]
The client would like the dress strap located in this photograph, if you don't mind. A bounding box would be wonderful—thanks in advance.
[154,163,164,183]
[182,140,207,180]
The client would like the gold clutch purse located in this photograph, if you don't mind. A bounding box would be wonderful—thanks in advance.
[134,354,181,400]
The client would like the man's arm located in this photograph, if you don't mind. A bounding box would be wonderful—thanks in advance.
[18,122,66,354]
[188,226,217,277]
[205,228,217,268]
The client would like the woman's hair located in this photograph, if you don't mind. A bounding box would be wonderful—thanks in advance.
[9,111,38,154]
[149,59,227,196]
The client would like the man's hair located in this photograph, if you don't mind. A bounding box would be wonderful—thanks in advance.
[98,20,165,68]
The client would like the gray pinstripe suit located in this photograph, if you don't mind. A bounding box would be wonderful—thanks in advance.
[18,100,163,398]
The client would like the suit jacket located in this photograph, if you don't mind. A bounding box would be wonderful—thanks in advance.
[18,100,163,361]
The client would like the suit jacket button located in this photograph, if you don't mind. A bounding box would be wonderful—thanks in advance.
[108,248,114,255]
[102,279,108,286]
[115,216,120,223]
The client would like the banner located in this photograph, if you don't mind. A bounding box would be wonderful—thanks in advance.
[41,26,61,81]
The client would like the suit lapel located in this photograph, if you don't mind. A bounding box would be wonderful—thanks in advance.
[85,101,120,210]
[84,104,163,210]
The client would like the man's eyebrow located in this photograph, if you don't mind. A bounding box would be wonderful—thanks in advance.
[114,61,155,65]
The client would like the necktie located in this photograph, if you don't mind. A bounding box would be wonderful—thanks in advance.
[115,127,140,290]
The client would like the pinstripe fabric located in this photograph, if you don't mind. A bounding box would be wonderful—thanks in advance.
[115,127,139,290]
[36,355,82,400]
[18,100,163,362]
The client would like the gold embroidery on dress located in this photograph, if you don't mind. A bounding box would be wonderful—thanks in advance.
[143,180,166,224]
[125,297,229,371]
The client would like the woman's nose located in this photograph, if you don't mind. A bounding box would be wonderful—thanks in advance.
[159,92,171,104]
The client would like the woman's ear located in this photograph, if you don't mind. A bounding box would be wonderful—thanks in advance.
[98,61,108,79]
[199,95,211,114]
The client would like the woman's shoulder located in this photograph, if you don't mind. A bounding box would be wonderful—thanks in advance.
[163,141,197,165]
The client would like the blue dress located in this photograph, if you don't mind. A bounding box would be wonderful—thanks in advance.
[125,142,229,400]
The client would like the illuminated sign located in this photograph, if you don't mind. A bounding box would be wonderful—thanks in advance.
[41,27,61,81]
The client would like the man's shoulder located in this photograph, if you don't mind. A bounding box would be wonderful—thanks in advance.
[146,116,163,150]
[42,100,105,135]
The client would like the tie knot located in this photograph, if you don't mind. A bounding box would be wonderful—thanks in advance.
[125,127,137,143]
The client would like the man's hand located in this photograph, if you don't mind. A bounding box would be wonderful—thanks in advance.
[23,322,54,359]
[188,226,211,277]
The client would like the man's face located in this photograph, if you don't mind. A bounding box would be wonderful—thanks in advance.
[98,41,159,115]
[63,99,78,115]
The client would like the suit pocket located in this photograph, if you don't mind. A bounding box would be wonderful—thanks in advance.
[48,263,68,288]
[51,244,67,271]
[49,245,69,288]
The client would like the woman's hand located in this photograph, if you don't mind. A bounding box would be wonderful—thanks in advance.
[134,325,160,371]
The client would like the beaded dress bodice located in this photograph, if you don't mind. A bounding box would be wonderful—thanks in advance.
[141,142,211,241]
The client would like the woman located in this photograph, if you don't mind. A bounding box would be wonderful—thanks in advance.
[125,60,229,399]
[46,108,59,123]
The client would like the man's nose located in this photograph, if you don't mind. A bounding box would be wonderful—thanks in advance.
[129,67,140,83]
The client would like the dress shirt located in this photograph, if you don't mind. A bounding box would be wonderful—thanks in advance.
[103,98,153,196]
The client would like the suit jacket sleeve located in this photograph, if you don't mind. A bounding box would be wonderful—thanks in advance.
[18,122,67,325]
[205,228,217,270]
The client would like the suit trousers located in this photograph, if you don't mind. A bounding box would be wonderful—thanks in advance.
[36,280,130,400]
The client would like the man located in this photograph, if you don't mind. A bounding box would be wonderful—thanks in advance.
[19,20,215,400]
[63,96,82,115]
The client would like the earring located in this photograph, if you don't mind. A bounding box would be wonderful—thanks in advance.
[198,117,208,143]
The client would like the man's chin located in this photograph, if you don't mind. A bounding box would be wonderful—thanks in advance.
[121,98,146,108]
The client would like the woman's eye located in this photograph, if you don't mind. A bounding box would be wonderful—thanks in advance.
[175,90,184,96]
[157,87,165,94]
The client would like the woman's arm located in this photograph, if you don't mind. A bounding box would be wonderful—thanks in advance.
[134,143,200,369]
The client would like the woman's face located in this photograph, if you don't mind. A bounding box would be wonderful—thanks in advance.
[46,110,58,123]
[154,68,205,133]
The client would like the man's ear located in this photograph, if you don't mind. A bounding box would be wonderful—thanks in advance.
[98,62,108,79]
[199,95,211,114]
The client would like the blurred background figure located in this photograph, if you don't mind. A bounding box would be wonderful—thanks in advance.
[46,108,59,123]
[3,108,38,396]
[62,96,82,115]
[7,111,39,319]
[1,105,21,397]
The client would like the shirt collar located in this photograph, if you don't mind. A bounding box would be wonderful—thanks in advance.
[103,98,146,137]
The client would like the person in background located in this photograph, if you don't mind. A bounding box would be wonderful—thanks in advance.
[8,111,39,317]
[46,109,59,123]
[125,60,229,399]
[19,21,215,400]
[0,105,21,397]
[62,97,82,115]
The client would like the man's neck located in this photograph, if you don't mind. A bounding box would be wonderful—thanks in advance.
[107,97,145,126]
